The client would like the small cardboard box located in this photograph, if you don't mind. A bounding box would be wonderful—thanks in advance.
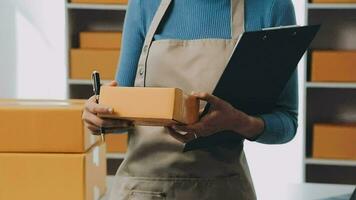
[311,51,356,82]
[70,49,119,80]
[0,99,99,153]
[99,86,200,126]
[106,133,128,153]
[313,123,356,160]
[0,144,107,200]
[70,0,128,4]
[80,32,122,49]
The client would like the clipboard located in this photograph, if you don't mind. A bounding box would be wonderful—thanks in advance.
[184,25,320,152]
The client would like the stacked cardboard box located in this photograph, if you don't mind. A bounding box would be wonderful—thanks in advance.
[0,100,107,200]
[311,51,356,82]
[71,31,129,153]
[313,123,356,160]
[70,32,122,80]
[106,134,128,153]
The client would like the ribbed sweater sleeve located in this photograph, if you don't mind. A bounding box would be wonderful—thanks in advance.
[116,0,144,86]
[256,0,299,144]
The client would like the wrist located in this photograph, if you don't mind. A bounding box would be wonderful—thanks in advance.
[232,112,265,140]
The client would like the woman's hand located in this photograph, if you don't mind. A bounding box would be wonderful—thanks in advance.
[82,81,133,135]
[168,92,265,143]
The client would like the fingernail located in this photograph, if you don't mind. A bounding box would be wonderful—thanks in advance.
[108,108,113,113]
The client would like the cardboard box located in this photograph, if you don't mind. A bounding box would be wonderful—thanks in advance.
[0,144,106,200]
[0,99,100,153]
[311,0,356,3]
[70,0,128,4]
[313,123,356,160]
[70,49,119,80]
[99,86,200,125]
[311,51,356,82]
[80,32,122,49]
[106,133,128,153]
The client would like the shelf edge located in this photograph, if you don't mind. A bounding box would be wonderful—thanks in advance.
[67,3,127,11]
[305,158,356,166]
[106,153,126,159]
[306,82,356,89]
[308,3,356,9]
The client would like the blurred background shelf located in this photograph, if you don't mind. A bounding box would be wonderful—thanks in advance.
[307,3,356,9]
[65,1,128,178]
[106,153,125,159]
[69,79,112,85]
[306,82,356,89]
[304,1,356,185]
[67,3,128,10]
[305,158,356,166]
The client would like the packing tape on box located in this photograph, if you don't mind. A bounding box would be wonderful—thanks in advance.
[93,146,100,167]
[90,135,96,146]
[94,186,100,200]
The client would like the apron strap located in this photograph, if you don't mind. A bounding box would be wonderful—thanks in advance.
[134,0,244,87]
[142,0,172,48]
[135,0,172,87]
[231,0,245,39]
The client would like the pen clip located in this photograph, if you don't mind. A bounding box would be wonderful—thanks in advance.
[92,71,101,103]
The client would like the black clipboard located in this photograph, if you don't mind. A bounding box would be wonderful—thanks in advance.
[184,25,320,152]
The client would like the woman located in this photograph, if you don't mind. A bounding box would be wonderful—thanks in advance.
[82,0,298,199]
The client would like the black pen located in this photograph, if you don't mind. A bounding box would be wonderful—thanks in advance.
[92,71,105,142]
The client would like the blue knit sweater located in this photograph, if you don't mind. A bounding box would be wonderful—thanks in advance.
[116,0,298,144]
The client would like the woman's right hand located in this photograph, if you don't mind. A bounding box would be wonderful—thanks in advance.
[82,81,133,135]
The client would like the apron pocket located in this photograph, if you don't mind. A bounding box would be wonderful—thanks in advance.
[129,190,166,200]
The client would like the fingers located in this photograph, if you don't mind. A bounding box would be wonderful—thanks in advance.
[85,120,101,135]
[84,117,132,135]
[103,127,132,134]
[85,96,113,115]
[173,123,206,137]
[104,80,118,87]
[167,127,196,143]
[191,92,221,106]
[83,112,131,128]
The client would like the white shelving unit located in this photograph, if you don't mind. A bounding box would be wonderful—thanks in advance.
[306,82,356,89]
[305,158,356,167]
[67,3,128,10]
[65,2,126,99]
[307,3,356,9]
[68,79,112,85]
[304,1,356,185]
[65,1,128,176]
[106,153,126,159]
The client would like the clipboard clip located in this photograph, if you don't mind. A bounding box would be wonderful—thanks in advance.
[262,25,300,31]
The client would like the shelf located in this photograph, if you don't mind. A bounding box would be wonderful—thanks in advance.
[306,82,356,89]
[308,3,356,9]
[305,158,356,166]
[68,79,113,85]
[106,153,125,159]
[67,3,127,11]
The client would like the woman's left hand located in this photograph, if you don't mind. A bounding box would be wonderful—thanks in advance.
[167,92,265,143]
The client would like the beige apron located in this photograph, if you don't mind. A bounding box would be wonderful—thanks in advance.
[109,0,256,199]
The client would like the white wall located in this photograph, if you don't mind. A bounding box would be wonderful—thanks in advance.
[0,1,17,98]
[0,0,66,99]
[244,0,306,198]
